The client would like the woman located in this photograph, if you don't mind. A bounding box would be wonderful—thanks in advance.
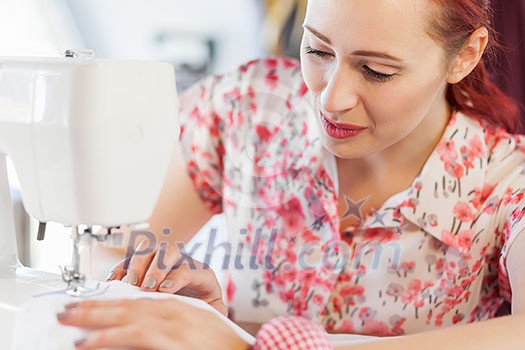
[58,0,525,348]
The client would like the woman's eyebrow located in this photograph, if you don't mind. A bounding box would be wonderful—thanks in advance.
[352,50,404,62]
[303,24,332,44]
[303,24,405,63]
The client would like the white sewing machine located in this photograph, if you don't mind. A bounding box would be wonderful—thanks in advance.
[0,51,250,349]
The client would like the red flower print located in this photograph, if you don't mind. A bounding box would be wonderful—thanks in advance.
[298,270,317,284]
[457,230,473,251]
[511,206,525,224]
[472,184,496,209]
[482,198,498,215]
[324,319,335,331]
[461,152,475,169]
[441,230,457,247]
[225,275,236,303]
[445,161,465,178]
[332,296,343,313]
[264,214,277,229]
[276,197,306,234]
[281,56,299,68]
[223,87,241,102]
[437,139,458,162]
[262,269,273,291]
[423,281,434,289]
[453,312,465,324]
[337,271,355,283]
[309,198,327,219]
[265,58,278,69]
[453,202,476,222]
[468,136,484,158]
[362,319,390,336]
[238,58,258,73]
[265,70,279,89]
[281,266,297,283]
[400,261,416,277]
[338,320,355,333]
[358,307,377,321]
[301,229,321,243]
[363,228,400,243]
[401,279,422,304]
[390,315,407,336]
[340,285,365,299]
[255,124,276,143]
[519,139,525,155]
[312,294,324,306]
[413,299,425,309]
[280,289,295,304]
[285,96,293,110]
[298,82,308,98]
[386,283,404,302]
[285,248,297,264]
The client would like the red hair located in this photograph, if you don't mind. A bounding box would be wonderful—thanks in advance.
[428,0,521,133]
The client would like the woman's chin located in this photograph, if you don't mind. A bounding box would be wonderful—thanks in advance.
[321,141,368,160]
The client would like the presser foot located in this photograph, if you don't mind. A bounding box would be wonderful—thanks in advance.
[60,265,109,298]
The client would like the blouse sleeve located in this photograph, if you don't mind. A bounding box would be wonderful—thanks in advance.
[178,75,228,214]
[497,136,525,302]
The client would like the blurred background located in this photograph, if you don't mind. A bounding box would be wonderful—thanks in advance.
[1,0,523,274]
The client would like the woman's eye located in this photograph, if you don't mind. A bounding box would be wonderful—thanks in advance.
[304,46,331,58]
[363,65,395,82]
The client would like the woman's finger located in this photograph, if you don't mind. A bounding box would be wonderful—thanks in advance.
[140,241,183,291]
[105,256,130,281]
[159,263,218,299]
[122,238,157,286]
[73,324,174,350]
[157,262,193,294]
[58,298,244,350]
[158,263,227,315]
[57,300,136,329]
[58,299,190,327]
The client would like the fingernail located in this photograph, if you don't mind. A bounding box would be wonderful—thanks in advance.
[74,338,86,347]
[65,302,79,310]
[159,280,174,289]
[57,312,70,320]
[127,271,138,286]
[143,276,157,289]
[106,271,116,281]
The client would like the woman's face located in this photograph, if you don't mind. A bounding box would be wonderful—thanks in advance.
[301,0,451,159]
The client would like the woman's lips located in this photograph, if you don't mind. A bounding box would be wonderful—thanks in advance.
[320,113,367,140]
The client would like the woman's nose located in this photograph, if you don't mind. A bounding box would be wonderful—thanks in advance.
[320,64,359,114]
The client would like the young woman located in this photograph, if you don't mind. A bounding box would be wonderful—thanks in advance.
[58,0,525,348]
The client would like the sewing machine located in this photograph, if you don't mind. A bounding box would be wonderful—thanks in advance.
[0,50,180,347]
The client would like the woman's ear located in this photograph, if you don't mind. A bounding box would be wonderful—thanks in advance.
[447,27,489,84]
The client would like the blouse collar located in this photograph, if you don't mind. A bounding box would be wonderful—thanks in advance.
[392,111,489,252]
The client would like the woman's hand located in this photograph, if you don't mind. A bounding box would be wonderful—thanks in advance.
[107,239,227,316]
[57,299,250,350]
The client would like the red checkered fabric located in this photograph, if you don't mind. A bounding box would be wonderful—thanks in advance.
[253,316,332,350]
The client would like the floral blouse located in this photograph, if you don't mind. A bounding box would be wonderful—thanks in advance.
[178,57,525,336]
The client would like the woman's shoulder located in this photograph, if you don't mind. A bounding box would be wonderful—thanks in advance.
[179,56,308,111]
[475,115,525,189]
[481,118,524,163]
[213,57,303,90]
[219,56,305,93]
[236,56,302,73]
[446,112,524,190]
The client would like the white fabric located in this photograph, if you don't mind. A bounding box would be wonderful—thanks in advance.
[12,280,255,350]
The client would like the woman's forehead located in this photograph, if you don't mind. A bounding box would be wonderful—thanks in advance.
[304,0,439,58]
